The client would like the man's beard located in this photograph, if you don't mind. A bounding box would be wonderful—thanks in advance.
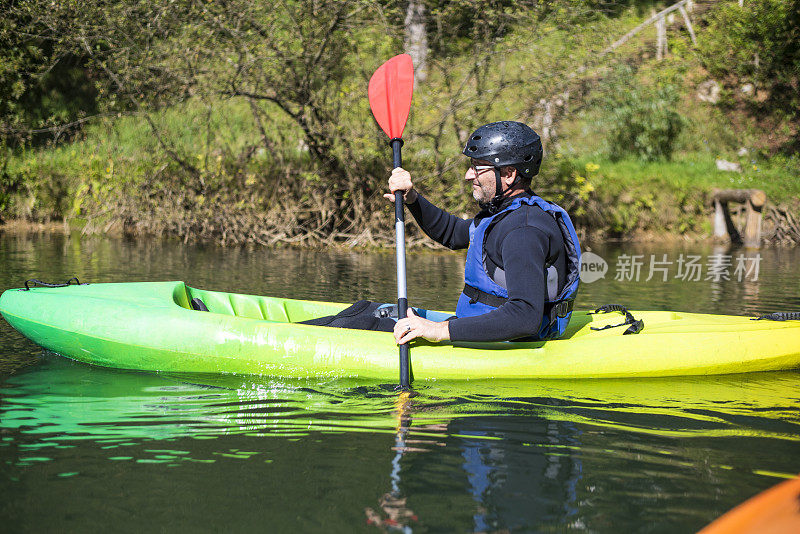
[472,183,494,204]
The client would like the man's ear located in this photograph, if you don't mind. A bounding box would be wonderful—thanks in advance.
[502,166,518,184]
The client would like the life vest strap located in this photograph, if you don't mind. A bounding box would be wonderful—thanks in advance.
[462,284,575,318]
[462,284,509,308]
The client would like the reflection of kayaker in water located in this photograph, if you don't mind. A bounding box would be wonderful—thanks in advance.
[385,121,581,344]
[365,389,585,532]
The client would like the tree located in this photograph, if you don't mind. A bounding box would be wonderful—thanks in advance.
[699,0,800,119]
[0,2,100,147]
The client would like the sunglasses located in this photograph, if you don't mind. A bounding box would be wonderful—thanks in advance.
[470,163,494,174]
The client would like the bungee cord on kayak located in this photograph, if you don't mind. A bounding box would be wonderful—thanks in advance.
[753,312,800,321]
[588,305,644,335]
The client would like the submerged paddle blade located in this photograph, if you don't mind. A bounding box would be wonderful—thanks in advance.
[368,54,414,139]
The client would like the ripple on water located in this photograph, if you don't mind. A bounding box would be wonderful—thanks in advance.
[2,236,800,532]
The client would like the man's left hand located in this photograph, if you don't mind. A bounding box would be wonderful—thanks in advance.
[393,308,450,344]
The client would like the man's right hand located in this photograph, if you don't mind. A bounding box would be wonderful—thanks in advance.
[384,167,418,204]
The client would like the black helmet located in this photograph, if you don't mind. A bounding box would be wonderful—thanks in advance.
[462,121,543,179]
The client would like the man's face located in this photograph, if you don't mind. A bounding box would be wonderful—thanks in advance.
[465,158,496,203]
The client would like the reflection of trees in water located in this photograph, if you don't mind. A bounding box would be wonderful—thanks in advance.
[578,241,795,315]
[0,232,465,309]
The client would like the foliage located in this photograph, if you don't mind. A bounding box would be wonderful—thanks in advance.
[0,167,18,218]
[698,0,800,114]
[0,1,797,244]
[416,0,534,57]
[599,66,685,162]
[535,155,596,217]
[0,3,103,148]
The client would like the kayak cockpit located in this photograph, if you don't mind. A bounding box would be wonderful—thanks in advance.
[172,282,686,341]
[175,284,347,323]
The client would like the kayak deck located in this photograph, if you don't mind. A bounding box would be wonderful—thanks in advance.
[1,281,799,379]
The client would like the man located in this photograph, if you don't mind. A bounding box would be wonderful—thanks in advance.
[384,121,581,344]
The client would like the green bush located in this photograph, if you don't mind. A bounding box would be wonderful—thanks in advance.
[0,171,15,217]
[698,0,800,108]
[601,66,686,161]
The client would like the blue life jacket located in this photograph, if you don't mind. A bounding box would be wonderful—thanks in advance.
[454,194,581,340]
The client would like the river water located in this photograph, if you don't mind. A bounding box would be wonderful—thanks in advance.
[1,232,799,532]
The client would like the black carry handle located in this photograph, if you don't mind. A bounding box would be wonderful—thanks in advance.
[589,304,644,335]
[22,277,85,291]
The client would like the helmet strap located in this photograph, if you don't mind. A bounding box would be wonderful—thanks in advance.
[482,166,522,213]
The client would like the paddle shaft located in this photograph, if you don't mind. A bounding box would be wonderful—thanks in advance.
[391,138,411,388]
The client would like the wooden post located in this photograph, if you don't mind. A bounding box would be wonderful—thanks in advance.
[711,189,766,248]
[541,99,553,145]
[713,199,727,238]
[679,5,697,45]
[745,190,766,248]
[603,0,689,56]
[656,15,667,60]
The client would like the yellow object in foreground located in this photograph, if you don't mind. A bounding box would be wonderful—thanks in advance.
[1,281,799,380]
[699,476,800,534]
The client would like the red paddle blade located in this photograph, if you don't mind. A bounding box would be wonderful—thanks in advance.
[368,54,414,139]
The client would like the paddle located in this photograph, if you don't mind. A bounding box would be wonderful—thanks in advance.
[368,54,414,389]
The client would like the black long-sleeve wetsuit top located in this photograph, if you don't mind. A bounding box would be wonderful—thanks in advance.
[407,192,567,342]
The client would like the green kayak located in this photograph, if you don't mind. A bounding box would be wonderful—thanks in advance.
[1,281,799,380]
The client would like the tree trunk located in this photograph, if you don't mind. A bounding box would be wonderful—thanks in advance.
[404,0,428,84]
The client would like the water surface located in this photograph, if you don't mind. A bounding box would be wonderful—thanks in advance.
[1,233,799,532]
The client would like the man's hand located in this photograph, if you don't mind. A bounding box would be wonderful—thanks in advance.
[384,167,418,204]
[393,308,450,344]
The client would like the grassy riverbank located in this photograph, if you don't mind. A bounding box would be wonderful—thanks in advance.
[561,154,800,240]
[1,0,798,246]
[4,105,796,246]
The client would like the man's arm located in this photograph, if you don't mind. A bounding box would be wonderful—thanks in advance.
[385,167,471,249]
[447,226,547,342]
[406,194,471,250]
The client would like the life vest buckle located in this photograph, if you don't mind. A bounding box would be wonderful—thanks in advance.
[550,300,573,319]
